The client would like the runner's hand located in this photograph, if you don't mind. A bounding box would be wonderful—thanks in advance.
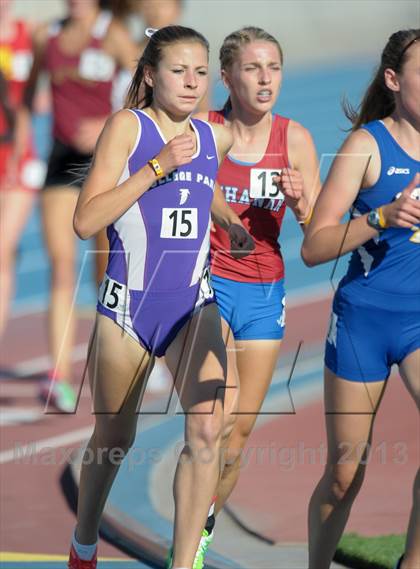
[382,173,420,228]
[156,134,195,175]
[228,223,255,259]
[273,168,309,220]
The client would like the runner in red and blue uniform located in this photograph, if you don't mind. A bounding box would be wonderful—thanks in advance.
[192,26,321,564]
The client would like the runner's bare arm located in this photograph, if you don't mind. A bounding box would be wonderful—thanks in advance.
[287,120,321,225]
[73,110,155,239]
[211,183,242,230]
[301,130,382,265]
[209,123,236,229]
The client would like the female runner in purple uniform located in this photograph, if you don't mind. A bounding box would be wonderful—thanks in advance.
[68,25,253,569]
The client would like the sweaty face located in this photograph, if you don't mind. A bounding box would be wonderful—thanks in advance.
[224,41,282,114]
[148,41,209,117]
[398,42,420,123]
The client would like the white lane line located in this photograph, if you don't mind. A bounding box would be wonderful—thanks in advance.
[11,342,89,377]
[0,407,43,426]
[0,426,94,464]
[0,402,167,464]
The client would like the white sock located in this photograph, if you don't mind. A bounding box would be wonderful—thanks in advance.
[72,529,98,561]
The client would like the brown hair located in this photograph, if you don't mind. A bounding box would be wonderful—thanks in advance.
[344,29,420,130]
[125,25,209,109]
[219,26,283,113]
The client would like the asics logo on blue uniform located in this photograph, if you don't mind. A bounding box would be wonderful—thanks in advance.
[387,166,410,175]
[179,188,190,205]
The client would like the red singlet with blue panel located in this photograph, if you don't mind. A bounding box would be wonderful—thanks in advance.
[208,110,289,283]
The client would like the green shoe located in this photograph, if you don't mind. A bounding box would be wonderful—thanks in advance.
[166,529,214,569]
[39,379,77,413]
[193,529,214,569]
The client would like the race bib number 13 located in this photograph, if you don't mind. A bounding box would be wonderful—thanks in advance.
[250,168,284,199]
[161,208,198,239]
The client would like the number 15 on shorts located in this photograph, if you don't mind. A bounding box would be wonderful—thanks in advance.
[250,168,284,200]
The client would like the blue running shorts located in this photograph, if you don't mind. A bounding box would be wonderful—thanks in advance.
[211,274,285,341]
[325,281,420,382]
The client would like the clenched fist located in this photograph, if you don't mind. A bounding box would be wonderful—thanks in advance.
[156,134,195,175]
[228,223,255,259]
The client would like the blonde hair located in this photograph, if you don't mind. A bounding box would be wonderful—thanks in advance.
[219,27,283,112]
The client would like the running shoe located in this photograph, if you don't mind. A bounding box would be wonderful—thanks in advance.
[68,544,97,569]
[193,529,214,569]
[39,377,77,413]
[166,529,214,569]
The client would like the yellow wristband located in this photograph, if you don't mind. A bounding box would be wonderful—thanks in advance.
[377,206,388,229]
[148,158,164,179]
[298,206,313,226]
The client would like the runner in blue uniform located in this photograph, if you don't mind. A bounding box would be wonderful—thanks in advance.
[302,29,420,569]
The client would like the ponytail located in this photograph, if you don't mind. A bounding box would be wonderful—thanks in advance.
[344,29,419,130]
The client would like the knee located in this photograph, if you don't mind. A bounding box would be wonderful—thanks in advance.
[222,417,254,468]
[228,416,254,452]
[186,412,224,450]
[326,463,365,503]
[92,428,136,463]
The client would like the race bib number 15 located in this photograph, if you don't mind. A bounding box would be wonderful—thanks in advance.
[160,208,198,239]
[250,168,284,199]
